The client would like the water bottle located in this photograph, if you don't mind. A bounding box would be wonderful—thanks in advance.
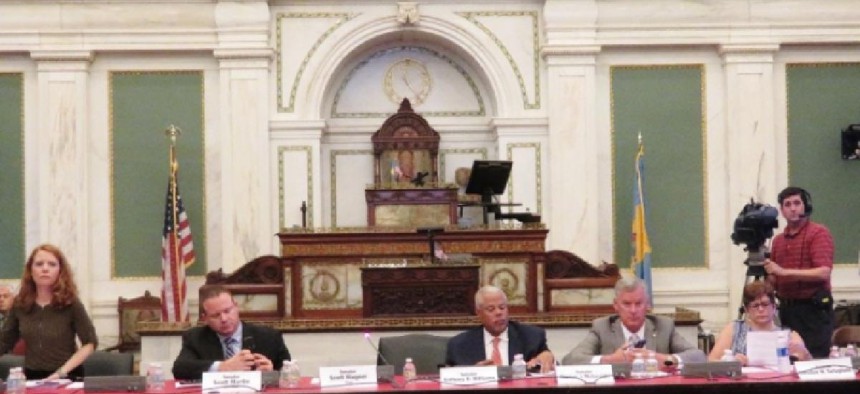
[6,367,25,394]
[402,357,417,382]
[844,344,857,357]
[279,361,291,388]
[146,362,165,391]
[645,351,659,376]
[776,331,792,373]
[511,353,527,379]
[829,346,841,359]
[287,359,301,387]
[721,349,735,362]
[631,353,646,378]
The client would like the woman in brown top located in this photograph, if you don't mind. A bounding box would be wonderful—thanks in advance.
[0,244,97,380]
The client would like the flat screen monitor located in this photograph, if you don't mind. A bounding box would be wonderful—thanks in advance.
[465,160,512,204]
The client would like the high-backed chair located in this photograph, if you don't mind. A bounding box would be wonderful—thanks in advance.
[104,290,162,352]
[377,334,449,375]
[0,354,24,380]
[84,350,135,376]
[831,325,860,347]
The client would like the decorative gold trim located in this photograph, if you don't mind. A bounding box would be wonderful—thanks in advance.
[609,64,708,271]
[276,12,357,113]
[138,307,700,333]
[505,142,542,214]
[331,46,485,118]
[458,11,541,110]
[329,149,373,227]
[278,146,314,229]
[439,148,488,181]
[108,70,208,280]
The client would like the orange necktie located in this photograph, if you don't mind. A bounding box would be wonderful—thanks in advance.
[491,336,502,365]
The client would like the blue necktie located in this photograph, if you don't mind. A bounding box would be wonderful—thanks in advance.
[224,337,237,359]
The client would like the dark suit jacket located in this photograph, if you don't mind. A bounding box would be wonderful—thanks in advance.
[561,314,705,365]
[445,321,549,366]
[171,321,291,380]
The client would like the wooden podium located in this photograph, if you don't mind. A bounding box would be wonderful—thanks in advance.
[361,262,479,317]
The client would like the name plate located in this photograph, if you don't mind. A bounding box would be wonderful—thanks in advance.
[439,366,498,386]
[795,358,856,381]
[556,365,615,385]
[319,365,378,387]
[202,371,261,393]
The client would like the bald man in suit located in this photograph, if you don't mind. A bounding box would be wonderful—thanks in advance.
[562,277,705,367]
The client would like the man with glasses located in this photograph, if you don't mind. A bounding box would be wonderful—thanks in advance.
[561,277,704,367]
[445,285,555,373]
[172,286,291,380]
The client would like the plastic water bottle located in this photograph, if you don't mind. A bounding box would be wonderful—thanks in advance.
[845,344,858,357]
[645,351,659,376]
[776,331,792,373]
[287,360,301,387]
[829,346,841,359]
[146,362,165,391]
[631,353,646,378]
[511,353,527,379]
[6,366,25,394]
[721,349,735,362]
[402,357,417,382]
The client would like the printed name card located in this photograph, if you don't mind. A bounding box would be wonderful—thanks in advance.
[794,358,855,381]
[439,366,498,386]
[555,365,615,385]
[202,371,261,393]
[319,365,378,387]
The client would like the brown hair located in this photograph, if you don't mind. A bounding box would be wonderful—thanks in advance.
[198,285,233,315]
[742,281,775,306]
[16,244,79,311]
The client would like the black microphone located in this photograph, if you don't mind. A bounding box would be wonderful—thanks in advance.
[363,333,398,387]
[243,336,257,370]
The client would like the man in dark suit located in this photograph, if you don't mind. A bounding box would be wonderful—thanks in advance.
[445,285,554,373]
[561,277,704,366]
[172,286,291,380]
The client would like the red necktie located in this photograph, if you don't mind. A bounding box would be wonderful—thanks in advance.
[491,337,502,365]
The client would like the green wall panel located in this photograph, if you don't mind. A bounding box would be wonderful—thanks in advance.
[612,65,707,269]
[787,63,860,264]
[0,73,25,278]
[111,71,206,277]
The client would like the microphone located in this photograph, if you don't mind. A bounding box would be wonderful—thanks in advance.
[364,332,392,366]
[363,333,398,387]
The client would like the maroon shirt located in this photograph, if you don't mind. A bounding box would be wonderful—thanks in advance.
[770,220,833,299]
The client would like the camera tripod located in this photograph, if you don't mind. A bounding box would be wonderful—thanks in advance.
[737,246,769,320]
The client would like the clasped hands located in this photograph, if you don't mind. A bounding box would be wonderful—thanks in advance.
[219,349,274,372]
[602,344,674,369]
[476,350,555,373]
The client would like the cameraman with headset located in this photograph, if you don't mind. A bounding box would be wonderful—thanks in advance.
[763,186,835,358]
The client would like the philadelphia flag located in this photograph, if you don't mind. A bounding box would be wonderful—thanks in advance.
[631,137,653,301]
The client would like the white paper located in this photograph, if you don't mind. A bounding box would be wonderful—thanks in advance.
[745,330,783,367]
[438,366,498,386]
[318,364,378,388]
[795,358,856,381]
[555,365,615,385]
[202,371,261,393]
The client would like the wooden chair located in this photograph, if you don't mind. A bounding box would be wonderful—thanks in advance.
[831,325,860,347]
[542,250,620,313]
[104,290,162,352]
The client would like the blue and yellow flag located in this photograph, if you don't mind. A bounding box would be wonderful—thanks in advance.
[631,139,653,301]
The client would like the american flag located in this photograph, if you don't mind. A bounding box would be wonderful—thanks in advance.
[161,170,195,322]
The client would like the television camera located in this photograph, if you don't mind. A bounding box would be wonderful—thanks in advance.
[730,199,779,278]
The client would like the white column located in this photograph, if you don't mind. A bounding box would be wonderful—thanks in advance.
[541,47,601,263]
[720,44,781,317]
[213,0,274,272]
[30,50,93,303]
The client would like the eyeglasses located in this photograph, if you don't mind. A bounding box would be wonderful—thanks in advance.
[747,301,773,310]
